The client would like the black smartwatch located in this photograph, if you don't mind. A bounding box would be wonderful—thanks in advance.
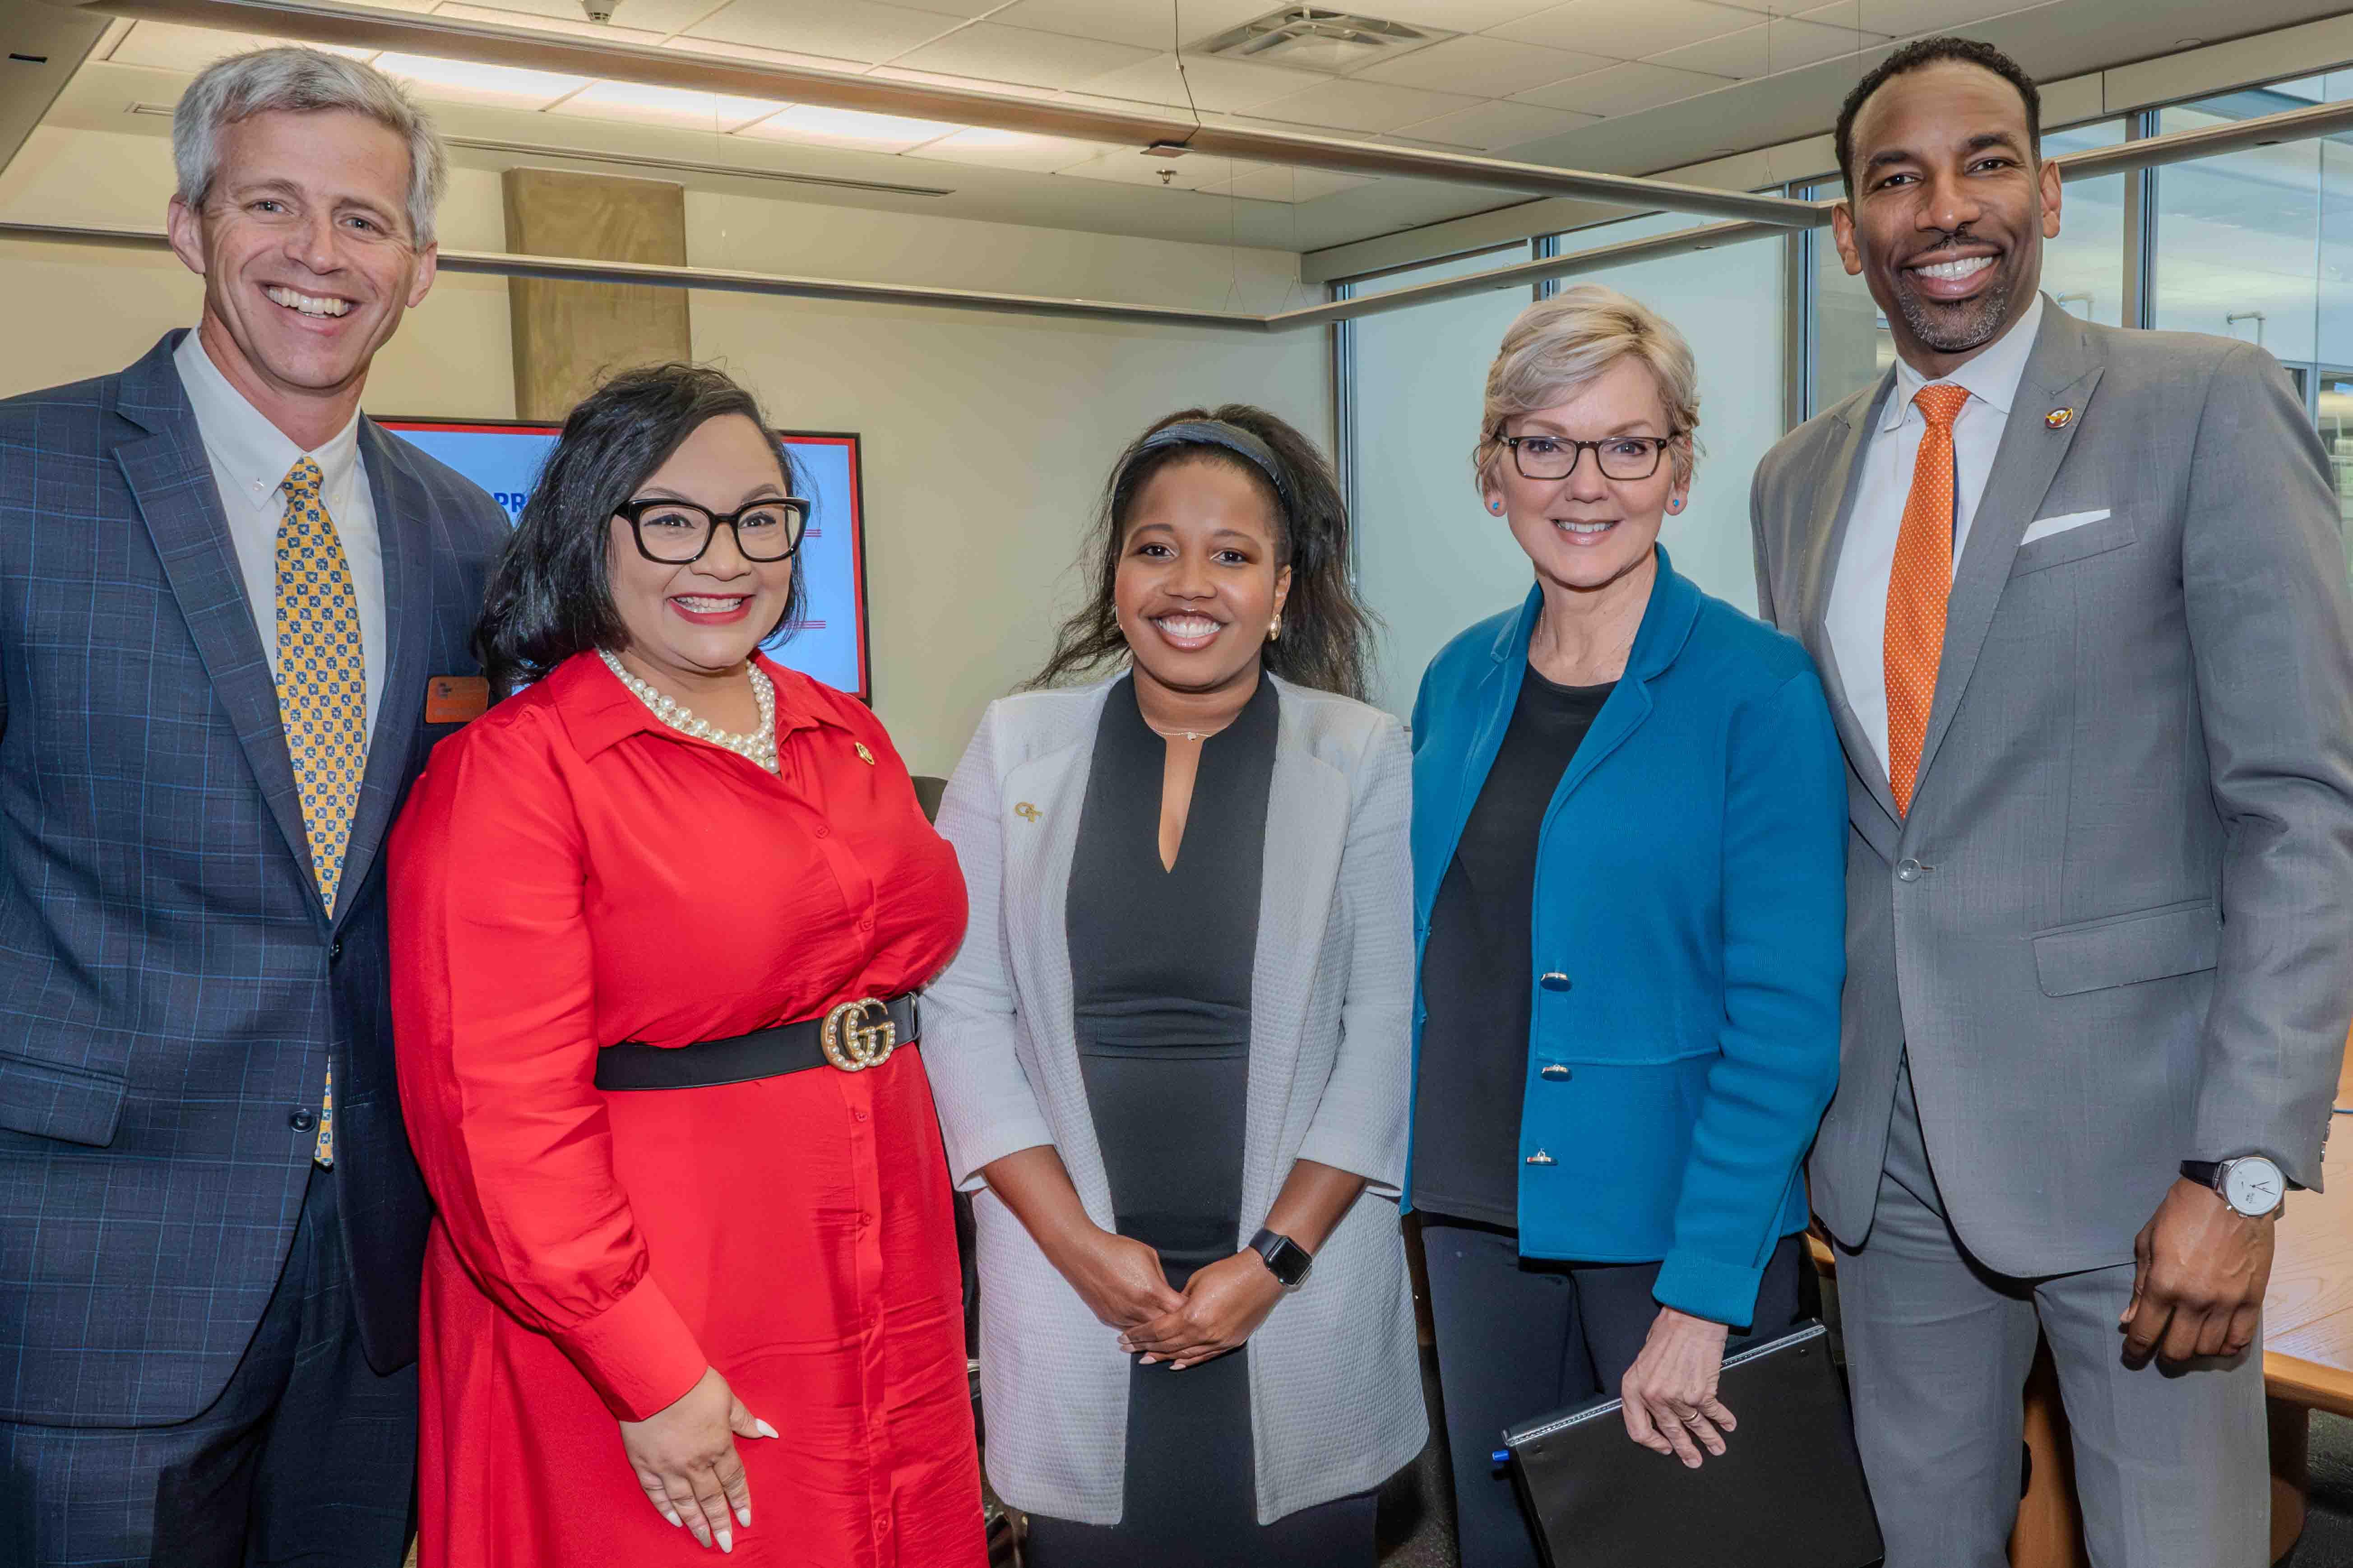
[1247,1227,1314,1288]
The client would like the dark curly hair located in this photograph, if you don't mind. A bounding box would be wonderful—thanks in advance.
[474,363,806,698]
[1835,36,2042,197]
[1029,404,1376,702]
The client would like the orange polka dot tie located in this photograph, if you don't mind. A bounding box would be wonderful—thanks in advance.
[1884,383,1971,818]
[278,456,367,1165]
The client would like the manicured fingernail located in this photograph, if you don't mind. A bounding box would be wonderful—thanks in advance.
[718,1527,734,1553]
[755,1419,779,1439]
[736,1505,751,1528]
[662,1509,682,1528]
[1138,1354,1156,1364]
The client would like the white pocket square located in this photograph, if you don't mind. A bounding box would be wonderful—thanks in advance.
[2021,508,2109,545]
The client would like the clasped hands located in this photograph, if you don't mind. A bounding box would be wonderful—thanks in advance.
[1060,1226,1283,1370]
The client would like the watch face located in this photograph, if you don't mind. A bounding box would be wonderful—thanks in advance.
[2223,1158,2284,1216]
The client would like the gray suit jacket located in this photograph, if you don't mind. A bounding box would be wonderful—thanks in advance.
[922,672,1426,1526]
[1751,301,2353,1276]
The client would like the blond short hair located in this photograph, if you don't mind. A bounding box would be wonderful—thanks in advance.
[1472,284,1701,494]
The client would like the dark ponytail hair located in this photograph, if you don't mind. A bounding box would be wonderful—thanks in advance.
[473,362,806,698]
[1029,403,1376,701]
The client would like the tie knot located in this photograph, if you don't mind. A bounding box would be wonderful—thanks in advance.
[281,457,325,503]
[1913,383,1969,429]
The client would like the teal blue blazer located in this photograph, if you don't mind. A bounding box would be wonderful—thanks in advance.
[1405,549,1847,1328]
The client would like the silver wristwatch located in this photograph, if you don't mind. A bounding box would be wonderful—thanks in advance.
[2180,1156,2286,1218]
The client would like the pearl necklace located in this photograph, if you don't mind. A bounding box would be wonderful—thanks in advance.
[599,650,778,773]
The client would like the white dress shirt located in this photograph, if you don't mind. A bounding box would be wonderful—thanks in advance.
[173,329,386,742]
[1826,294,2044,777]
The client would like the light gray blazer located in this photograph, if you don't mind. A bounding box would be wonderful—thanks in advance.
[1750,300,2353,1277]
[922,671,1426,1526]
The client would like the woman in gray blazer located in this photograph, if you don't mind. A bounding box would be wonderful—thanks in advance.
[924,406,1425,1567]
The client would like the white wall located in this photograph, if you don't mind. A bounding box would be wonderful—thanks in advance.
[0,125,1327,776]
[1352,218,1784,723]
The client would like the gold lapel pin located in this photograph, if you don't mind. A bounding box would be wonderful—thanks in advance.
[2045,407,2074,430]
[854,741,875,766]
[1014,802,1040,823]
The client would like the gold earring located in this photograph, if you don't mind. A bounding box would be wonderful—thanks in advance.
[1268,615,1282,642]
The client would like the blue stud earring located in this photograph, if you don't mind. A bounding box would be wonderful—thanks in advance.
[1489,500,1504,514]
[1667,498,1684,513]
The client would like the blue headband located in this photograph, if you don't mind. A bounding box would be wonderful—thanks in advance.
[1126,420,1291,510]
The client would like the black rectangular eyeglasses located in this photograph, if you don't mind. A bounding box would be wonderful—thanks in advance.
[1495,432,1680,482]
[618,497,809,564]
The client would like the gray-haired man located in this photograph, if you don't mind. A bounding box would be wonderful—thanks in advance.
[0,49,508,1565]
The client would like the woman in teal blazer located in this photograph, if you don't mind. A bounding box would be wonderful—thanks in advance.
[1407,287,1845,1568]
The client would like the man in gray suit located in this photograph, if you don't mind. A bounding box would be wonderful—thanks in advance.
[1750,35,2353,1567]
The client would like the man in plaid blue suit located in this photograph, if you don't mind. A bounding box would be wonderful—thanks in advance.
[0,50,509,1565]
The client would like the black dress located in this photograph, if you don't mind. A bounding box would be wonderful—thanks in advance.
[1022,673,1376,1568]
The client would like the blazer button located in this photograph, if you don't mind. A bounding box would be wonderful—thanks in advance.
[1538,972,1571,992]
[288,1109,317,1133]
[1539,1064,1572,1080]
[1895,858,1923,883]
[328,939,344,964]
[1524,1149,1556,1166]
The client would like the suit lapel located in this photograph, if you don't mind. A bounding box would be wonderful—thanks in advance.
[1803,375,1902,831]
[1414,597,1535,930]
[114,339,318,903]
[333,423,435,926]
[1913,312,2102,796]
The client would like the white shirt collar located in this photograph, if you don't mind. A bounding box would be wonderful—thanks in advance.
[1879,292,2047,433]
[172,328,365,513]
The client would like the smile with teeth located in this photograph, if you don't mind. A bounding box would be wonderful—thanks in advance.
[1153,613,1223,644]
[1554,519,1616,536]
[1909,255,1995,282]
[265,286,352,318]
[673,594,747,612]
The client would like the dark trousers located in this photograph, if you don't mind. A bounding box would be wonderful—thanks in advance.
[1420,1216,1808,1568]
[0,1165,417,1568]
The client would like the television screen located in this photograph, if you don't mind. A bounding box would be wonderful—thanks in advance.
[379,419,871,700]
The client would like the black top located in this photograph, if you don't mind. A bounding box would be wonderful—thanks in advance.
[1067,673,1278,1274]
[1410,665,1616,1227]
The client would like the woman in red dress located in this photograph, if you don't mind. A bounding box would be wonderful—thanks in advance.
[389,364,984,1567]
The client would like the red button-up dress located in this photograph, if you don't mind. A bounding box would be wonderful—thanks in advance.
[390,651,983,1568]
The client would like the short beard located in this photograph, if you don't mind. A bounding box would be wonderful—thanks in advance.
[1894,269,2014,355]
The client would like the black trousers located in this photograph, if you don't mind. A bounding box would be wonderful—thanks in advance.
[0,1164,417,1568]
[1420,1216,1808,1568]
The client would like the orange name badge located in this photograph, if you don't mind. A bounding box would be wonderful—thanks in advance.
[425,675,490,726]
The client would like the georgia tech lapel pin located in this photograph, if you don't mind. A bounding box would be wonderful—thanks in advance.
[2045,407,2074,430]
[1014,802,1041,823]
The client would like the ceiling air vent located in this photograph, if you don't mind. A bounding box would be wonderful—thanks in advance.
[1198,9,1437,74]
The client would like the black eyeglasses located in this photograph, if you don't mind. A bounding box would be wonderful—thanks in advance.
[1495,432,1681,482]
[616,497,809,564]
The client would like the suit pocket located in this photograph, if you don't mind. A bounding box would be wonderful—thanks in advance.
[0,1050,126,1146]
[2011,514,2138,576]
[2032,899,2219,997]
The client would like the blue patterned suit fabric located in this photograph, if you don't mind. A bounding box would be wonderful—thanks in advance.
[0,331,511,1429]
[277,457,368,1166]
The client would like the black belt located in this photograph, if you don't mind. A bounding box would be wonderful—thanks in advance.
[595,994,920,1091]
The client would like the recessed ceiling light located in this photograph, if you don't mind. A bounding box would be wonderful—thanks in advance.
[735,104,964,154]
[375,52,589,108]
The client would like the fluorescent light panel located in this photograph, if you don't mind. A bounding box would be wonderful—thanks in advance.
[374,51,589,106]
[735,103,965,153]
[552,79,787,130]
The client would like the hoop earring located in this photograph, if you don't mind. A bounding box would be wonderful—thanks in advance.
[1268,615,1282,643]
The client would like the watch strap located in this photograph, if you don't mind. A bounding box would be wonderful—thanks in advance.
[2179,1159,2223,1190]
[1248,1227,1312,1287]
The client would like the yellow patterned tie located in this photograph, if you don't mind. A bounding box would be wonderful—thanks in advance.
[277,457,367,1166]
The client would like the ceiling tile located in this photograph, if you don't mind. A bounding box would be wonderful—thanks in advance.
[1393,96,1596,150]
[660,35,872,74]
[734,102,963,151]
[888,23,1161,89]
[1793,0,2031,35]
[1511,60,1733,116]
[1073,52,1326,113]
[375,52,592,109]
[548,80,787,130]
[106,20,373,71]
[432,4,670,48]
[904,127,1108,171]
[682,0,964,65]
[1361,0,1560,26]
[1348,32,1608,95]
[450,0,720,32]
[1645,15,1876,77]
[980,0,1269,51]
[1493,0,1760,57]
[1222,163,1371,202]
[1054,147,1239,190]
[1246,78,1484,134]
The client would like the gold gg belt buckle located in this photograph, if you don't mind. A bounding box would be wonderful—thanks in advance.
[822,997,898,1072]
